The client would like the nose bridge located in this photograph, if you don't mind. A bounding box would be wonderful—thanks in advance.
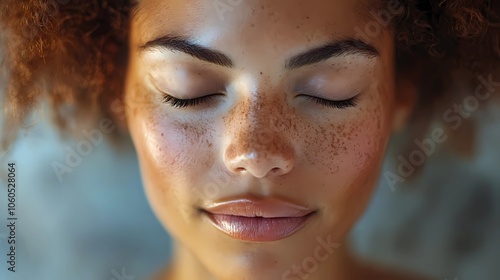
[248,95,278,141]
[233,92,286,152]
[223,92,295,178]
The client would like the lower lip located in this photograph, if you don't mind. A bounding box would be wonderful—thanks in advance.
[204,212,314,242]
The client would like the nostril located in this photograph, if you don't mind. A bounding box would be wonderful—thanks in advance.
[235,167,246,173]
[224,146,295,178]
[270,166,291,176]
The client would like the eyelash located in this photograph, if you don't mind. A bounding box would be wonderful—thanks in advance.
[301,95,358,109]
[162,93,223,108]
[161,93,358,109]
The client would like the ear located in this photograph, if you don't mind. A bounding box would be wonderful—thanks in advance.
[392,75,418,132]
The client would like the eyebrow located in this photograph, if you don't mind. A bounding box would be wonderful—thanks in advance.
[139,35,379,70]
[140,36,234,67]
[285,39,379,70]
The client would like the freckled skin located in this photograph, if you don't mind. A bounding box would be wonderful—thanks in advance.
[125,0,415,279]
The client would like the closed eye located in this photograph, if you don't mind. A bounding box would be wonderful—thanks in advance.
[162,93,225,108]
[300,95,358,109]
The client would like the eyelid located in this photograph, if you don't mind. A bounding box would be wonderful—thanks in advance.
[148,72,226,99]
[292,71,369,100]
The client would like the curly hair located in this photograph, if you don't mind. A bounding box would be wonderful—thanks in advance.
[1,0,499,155]
[0,0,133,150]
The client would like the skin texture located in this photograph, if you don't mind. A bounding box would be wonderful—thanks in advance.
[125,0,414,279]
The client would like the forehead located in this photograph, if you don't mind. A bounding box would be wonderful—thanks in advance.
[129,0,393,77]
[132,0,381,45]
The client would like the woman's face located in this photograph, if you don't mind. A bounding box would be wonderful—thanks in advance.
[125,0,409,278]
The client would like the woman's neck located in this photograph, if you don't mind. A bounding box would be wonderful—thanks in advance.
[153,240,429,280]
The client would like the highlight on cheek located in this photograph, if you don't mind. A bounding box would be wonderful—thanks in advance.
[137,114,215,181]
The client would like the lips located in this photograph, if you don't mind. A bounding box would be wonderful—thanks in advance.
[203,197,315,242]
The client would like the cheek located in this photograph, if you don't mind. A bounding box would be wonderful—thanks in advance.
[128,107,216,212]
[347,104,387,174]
[307,99,389,186]
[139,117,213,183]
[129,115,222,242]
[140,118,211,177]
[124,81,215,180]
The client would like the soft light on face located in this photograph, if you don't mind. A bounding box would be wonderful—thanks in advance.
[125,0,404,279]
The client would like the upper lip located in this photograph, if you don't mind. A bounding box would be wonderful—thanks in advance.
[203,197,313,218]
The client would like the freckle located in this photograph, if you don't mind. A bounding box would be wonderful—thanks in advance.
[260,72,263,75]
[161,133,164,136]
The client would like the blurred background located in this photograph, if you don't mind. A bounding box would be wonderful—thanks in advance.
[0,101,499,280]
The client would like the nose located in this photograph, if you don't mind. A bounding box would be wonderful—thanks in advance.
[225,148,294,178]
[223,102,295,178]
